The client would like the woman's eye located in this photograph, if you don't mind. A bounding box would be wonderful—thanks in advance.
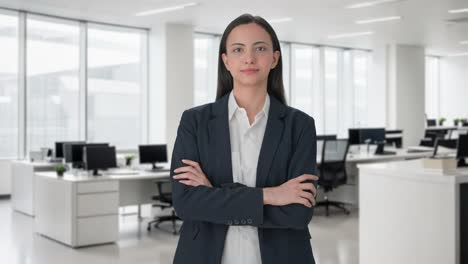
[233,48,242,53]
[256,46,267,51]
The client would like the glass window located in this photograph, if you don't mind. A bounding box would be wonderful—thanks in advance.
[194,34,220,106]
[26,15,81,152]
[290,44,322,133]
[0,12,18,158]
[87,24,147,149]
[280,42,290,104]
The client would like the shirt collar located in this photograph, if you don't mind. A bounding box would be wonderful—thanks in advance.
[228,91,270,121]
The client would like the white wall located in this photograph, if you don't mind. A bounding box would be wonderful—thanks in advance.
[368,43,387,127]
[0,160,12,195]
[440,57,468,120]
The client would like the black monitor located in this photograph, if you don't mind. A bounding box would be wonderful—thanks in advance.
[427,119,437,127]
[348,129,361,145]
[433,138,458,157]
[317,135,337,141]
[55,141,85,158]
[457,134,468,167]
[84,146,117,176]
[139,144,167,170]
[64,143,108,168]
[360,128,386,144]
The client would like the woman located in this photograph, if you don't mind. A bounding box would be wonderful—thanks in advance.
[171,14,318,264]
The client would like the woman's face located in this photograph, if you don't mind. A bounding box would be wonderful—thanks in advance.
[222,23,280,89]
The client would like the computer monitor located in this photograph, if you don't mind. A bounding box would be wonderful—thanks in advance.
[64,143,108,168]
[433,139,458,157]
[427,119,437,127]
[139,144,167,170]
[84,146,117,176]
[360,128,386,144]
[317,135,337,141]
[55,141,85,158]
[457,134,468,167]
[348,129,361,145]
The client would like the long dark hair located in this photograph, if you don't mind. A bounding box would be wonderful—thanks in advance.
[216,14,287,105]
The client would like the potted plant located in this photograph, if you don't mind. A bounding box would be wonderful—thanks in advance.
[454,118,460,126]
[55,164,66,177]
[124,154,135,167]
[438,117,446,126]
[461,118,468,127]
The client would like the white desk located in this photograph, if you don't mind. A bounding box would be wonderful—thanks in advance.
[11,160,57,216]
[358,159,468,264]
[34,170,170,247]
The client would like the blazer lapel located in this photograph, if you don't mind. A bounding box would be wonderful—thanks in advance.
[208,94,233,185]
[256,96,287,187]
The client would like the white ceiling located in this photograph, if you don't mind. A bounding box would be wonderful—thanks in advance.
[1,0,468,55]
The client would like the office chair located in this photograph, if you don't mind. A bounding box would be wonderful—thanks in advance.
[419,129,447,147]
[147,179,181,235]
[316,139,351,216]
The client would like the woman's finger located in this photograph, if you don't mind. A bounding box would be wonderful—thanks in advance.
[174,166,199,177]
[179,180,199,186]
[299,191,315,206]
[297,197,312,208]
[174,173,202,184]
[182,159,203,174]
[299,183,317,197]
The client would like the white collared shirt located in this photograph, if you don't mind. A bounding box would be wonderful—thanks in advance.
[221,91,270,264]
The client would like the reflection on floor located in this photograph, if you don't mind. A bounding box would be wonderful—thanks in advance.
[0,199,358,264]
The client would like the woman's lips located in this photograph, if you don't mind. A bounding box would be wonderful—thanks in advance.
[240,69,259,74]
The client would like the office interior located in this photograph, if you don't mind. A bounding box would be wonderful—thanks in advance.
[1,0,468,263]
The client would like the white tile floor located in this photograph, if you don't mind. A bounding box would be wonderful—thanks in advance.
[0,198,358,264]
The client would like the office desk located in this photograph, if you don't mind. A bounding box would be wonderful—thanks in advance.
[358,160,468,264]
[34,170,170,248]
[11,160,57,216]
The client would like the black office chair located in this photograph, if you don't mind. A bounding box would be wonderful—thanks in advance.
[147,179,181,235]
[316,139,351,216]
[419,130,447,147]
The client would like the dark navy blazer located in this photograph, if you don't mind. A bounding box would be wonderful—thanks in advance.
[171,92,317,264]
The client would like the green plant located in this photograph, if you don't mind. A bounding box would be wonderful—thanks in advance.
[124,155,135,166]
[461,118,468,124]
[55,164,66,176]
[438,117,446,126]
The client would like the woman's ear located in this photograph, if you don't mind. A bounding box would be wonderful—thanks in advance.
[222,53,230,72]
[271,50,281,69]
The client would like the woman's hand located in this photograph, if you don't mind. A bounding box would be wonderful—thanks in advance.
[263,174,318,208]
[173,159,213,187]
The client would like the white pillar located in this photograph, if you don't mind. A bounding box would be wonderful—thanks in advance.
[165,24,194,157]
[386,44,425,147]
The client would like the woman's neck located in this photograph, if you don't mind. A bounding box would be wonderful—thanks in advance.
[232,85,268,124]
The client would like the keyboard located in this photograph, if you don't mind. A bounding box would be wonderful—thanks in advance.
[375,150,397,155]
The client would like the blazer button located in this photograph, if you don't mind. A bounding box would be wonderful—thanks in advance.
[227,220,233,225]
[241,219,246,225]
[234,219,239,225]
[247,218,253,224]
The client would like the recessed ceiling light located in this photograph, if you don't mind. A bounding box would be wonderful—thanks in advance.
[327,31,374,39]
[447,52,468,57]
[346,0,405,9]
[355,16,402,24]
[135,2,198,16]
[268,17,293,23]
[448,8,468,14]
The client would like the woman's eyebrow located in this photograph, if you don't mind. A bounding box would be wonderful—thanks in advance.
[230,41,270,46]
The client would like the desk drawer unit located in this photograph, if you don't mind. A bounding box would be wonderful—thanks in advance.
[74,180,119,247]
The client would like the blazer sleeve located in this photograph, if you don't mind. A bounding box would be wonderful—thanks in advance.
[171,110,265,226]
[257,116,317,230]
